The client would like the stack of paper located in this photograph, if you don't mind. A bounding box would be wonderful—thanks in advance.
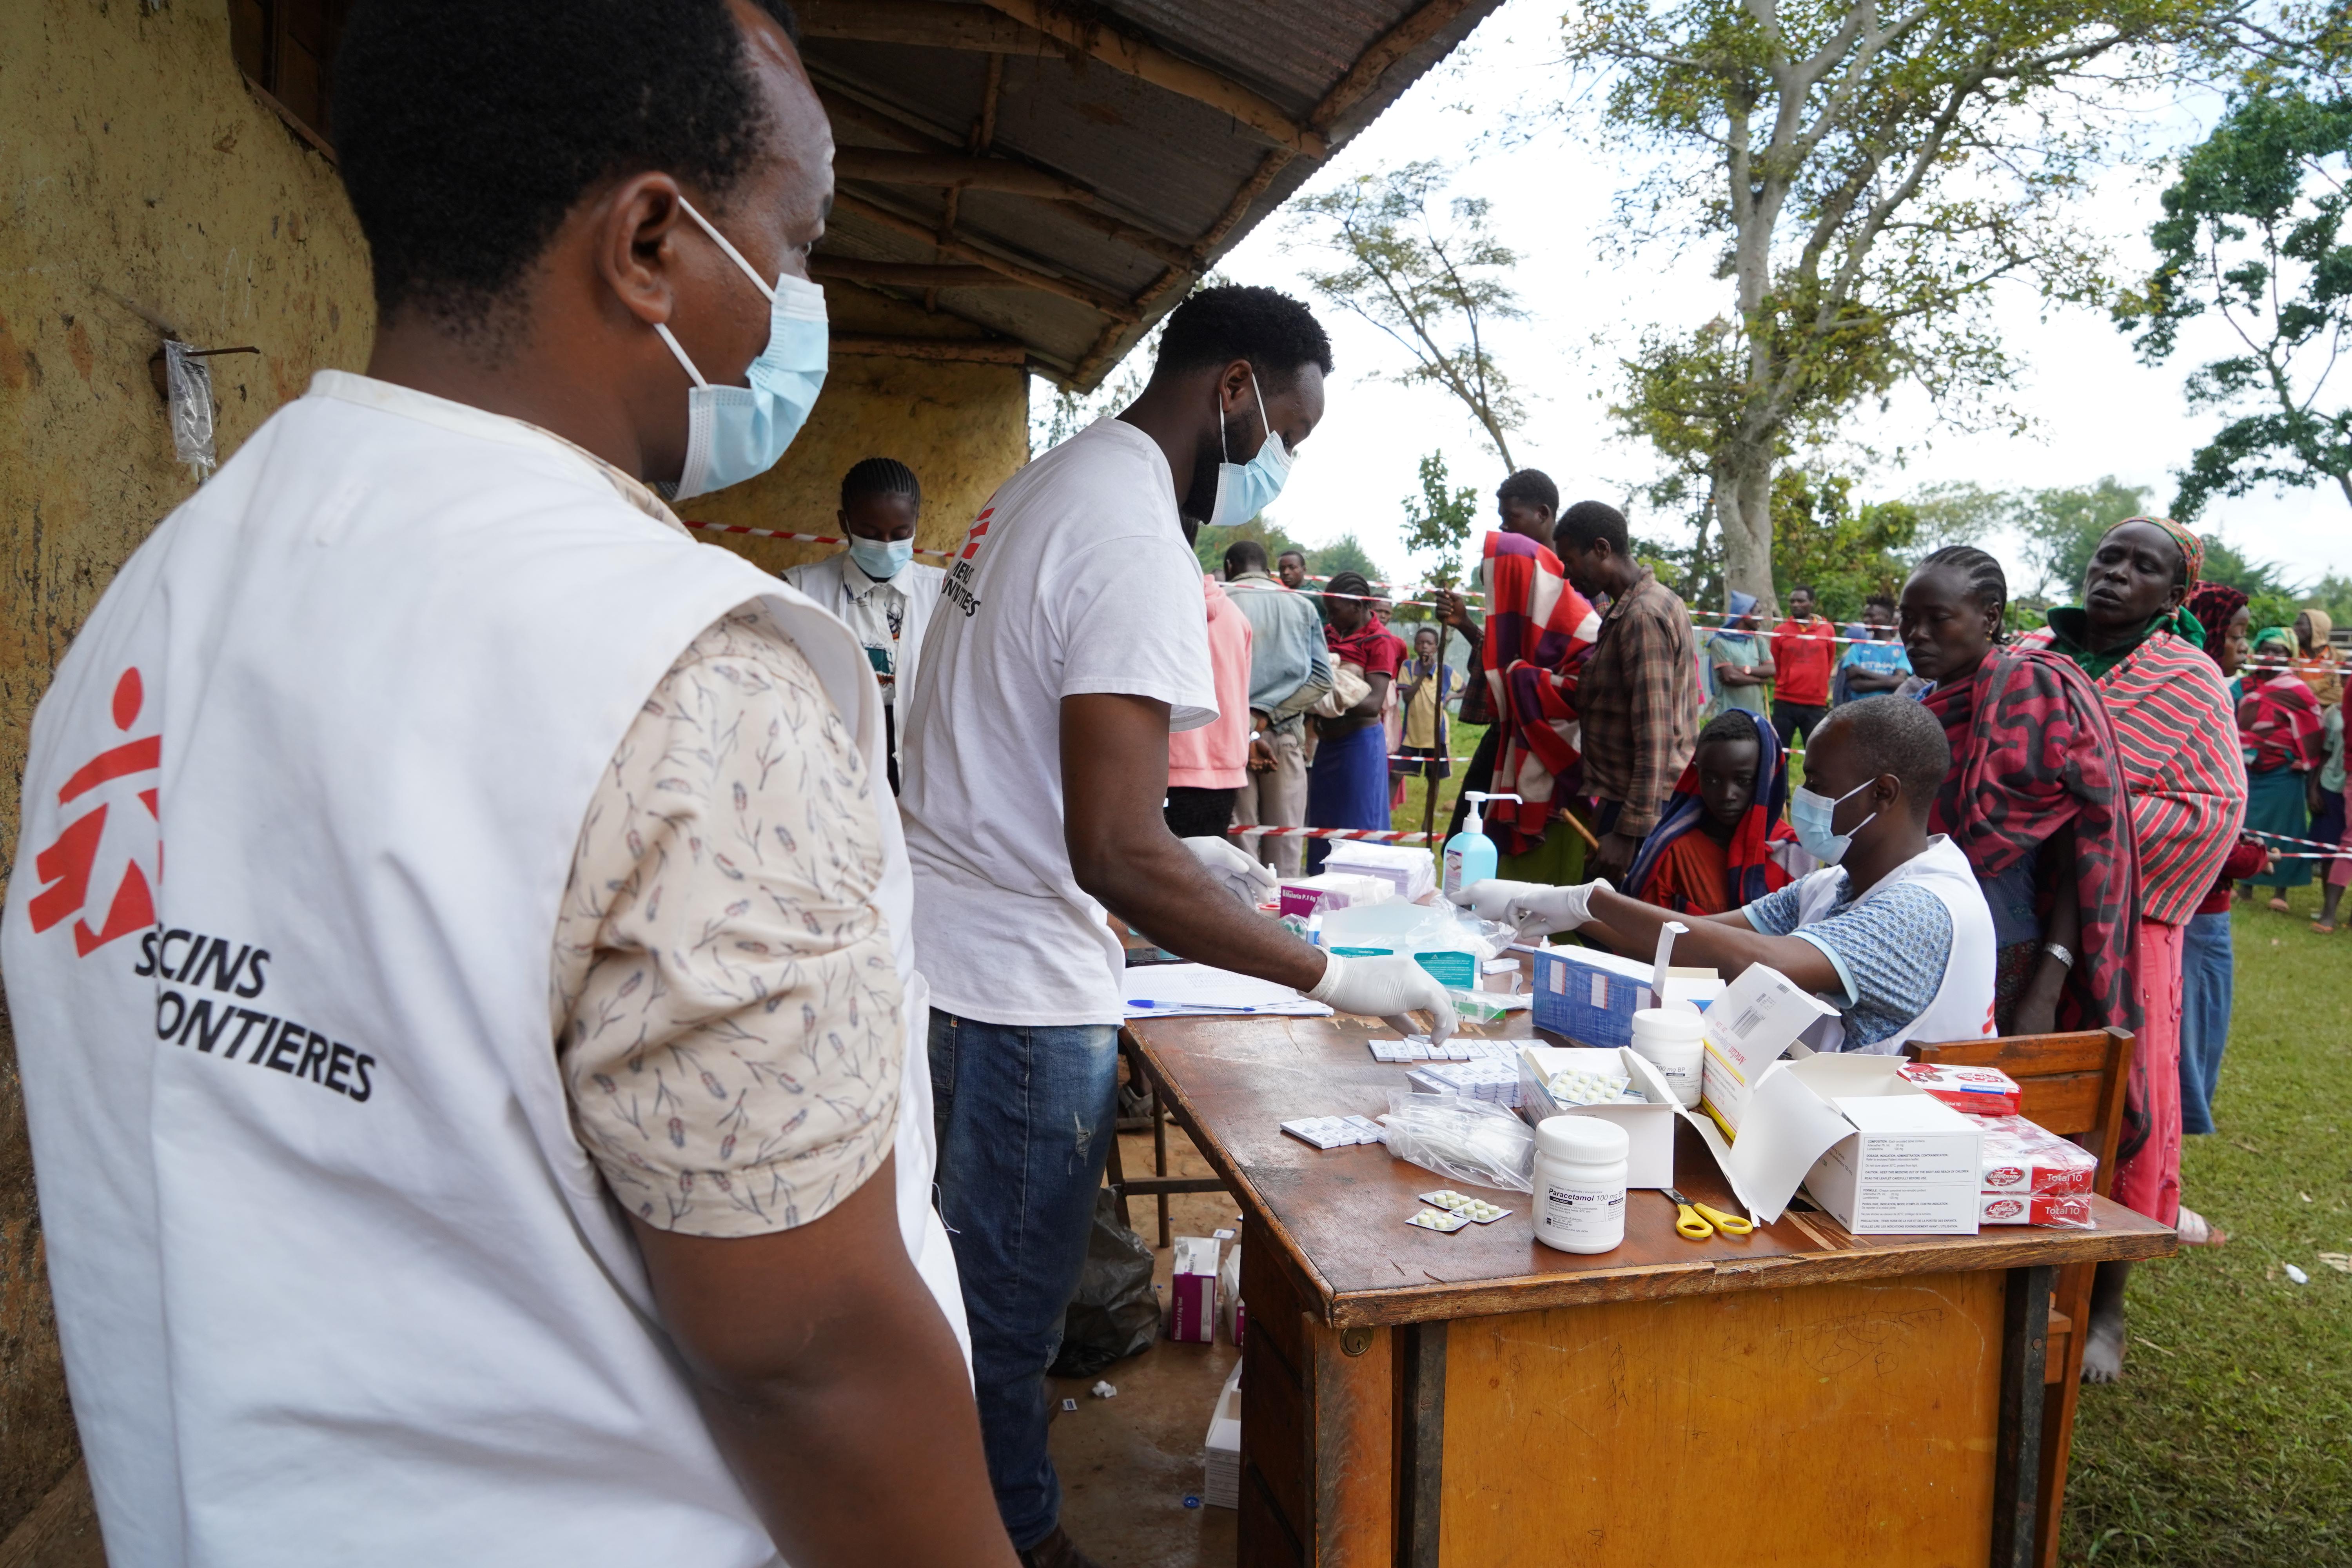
[1203,1361,1244,1508]
[1123,963,1333,1019]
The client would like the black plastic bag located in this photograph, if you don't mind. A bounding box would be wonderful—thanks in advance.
[1049,1190,1160,1379]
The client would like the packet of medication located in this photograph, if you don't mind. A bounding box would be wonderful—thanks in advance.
[1406,1206,1471,1232]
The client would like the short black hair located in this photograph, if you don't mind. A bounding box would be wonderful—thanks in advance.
[1277,548,1307,565]
[1154,285,1333,390]
[1696,710,1765,752]
[1817,695,1951,819]
[1791,583,1818,597]
[337,0,802,337]
[1865,592,1895,613]
[842,456,920,510]
[1224,539,1270,576]
[1914,545,2009,628]
[1325,570,1377,603]
[1497,469,1559,515]
[1554,500,1628,555]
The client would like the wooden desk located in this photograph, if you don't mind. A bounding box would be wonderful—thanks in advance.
[1120,1005,2174,1568]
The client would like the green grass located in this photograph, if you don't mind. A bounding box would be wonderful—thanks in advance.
[1392,719,1486,860]
[2058,878,2352,1566]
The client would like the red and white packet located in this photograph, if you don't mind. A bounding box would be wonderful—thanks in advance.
[1978,1114,2098,1204]
[1898,1062,2022,1117]
[1981,1192,2094,1229]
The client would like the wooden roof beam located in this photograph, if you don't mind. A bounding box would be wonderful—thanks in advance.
[830,190,1139,321]
[1311,0,1483,131]
[834,147,1091,203]
[832,333,1031,365]
[810,258,1031,290]
[795,0,1041,52]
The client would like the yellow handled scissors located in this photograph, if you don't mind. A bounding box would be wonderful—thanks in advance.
[1663,1187,1753,1241]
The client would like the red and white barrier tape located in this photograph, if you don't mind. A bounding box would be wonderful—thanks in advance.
[683,519,955,560]
[1228,824,1437,845]
[2245,826,2352,860]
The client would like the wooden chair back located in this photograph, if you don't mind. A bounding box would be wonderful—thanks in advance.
[1902,1027,2136,1197]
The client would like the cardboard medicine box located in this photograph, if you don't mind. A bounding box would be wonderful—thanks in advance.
[1528,944,1657,1048]
[1168,1236,1219,1343]
[1516,1044,1680,1189]
[1801,1075,1985,1236]
[1697,963,1841,1136]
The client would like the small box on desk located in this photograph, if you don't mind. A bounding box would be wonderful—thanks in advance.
[1528,943,1657,1048]
[1168,1235,1219,1343]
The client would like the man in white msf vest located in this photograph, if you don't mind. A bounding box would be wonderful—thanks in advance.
[0,2,1011,1564]
[1485,695,1998,1053]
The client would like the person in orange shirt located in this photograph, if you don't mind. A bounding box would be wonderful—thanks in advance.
[1770,584,1838,747]
[1624,710,1797,916]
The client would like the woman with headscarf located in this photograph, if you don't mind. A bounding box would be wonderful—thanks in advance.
[1623,710,1797,916]
[2179,583,2269,1169]
[2294,608,2342,706]
[2020,517,2247,1381]
[1304,572,1406,870]
[1897,547,2138,1041]
[2236,625,2328,912]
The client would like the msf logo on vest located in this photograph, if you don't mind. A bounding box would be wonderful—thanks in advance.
[940,505,992,619]
[27,668,158,956]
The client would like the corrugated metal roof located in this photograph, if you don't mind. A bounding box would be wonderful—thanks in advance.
[799,0,1503,389]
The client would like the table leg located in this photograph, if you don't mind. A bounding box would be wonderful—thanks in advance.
[1397,1320,1445,1568]
[1991,1264,2054,1568]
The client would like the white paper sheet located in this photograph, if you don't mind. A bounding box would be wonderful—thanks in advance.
[1122,963,1335,1018]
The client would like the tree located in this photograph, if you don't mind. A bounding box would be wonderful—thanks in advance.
[1287,162,1528,468]
[1398,451,1480,592]
[1767,468,1919,619]
[1192,516,1313,578]
[1571,0,2235,616]
[2116,85,2352,517]
[2010,475,2155,602]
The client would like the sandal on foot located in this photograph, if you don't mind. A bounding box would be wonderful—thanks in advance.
[2316,919,2340,934]
[2268,897,2292,914]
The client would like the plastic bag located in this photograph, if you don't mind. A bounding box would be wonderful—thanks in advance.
[1049,1190,1160,1379]
[1378,1090,1535,1193]
[163,340,217,478]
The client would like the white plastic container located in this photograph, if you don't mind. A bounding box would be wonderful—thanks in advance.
[1532,1115,1629,1254]
[1629,1006,1706,1108]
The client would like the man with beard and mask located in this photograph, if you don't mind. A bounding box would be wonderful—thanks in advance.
[1,2,1009,1565]
[899,285,1457,1568]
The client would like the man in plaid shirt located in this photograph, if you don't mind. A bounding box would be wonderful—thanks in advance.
[1553,500,1702,884]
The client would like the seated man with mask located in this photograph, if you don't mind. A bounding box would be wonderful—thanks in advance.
[1486,695,1997,1053]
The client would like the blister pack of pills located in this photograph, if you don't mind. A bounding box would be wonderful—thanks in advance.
[1280,1115,1386,1150]
[1544,1066,1637,1106]
[1406,1206,1471,1232]
[1419,1190,1513,1223]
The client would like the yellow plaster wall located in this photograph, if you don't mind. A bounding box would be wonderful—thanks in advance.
[0,0,374,1537]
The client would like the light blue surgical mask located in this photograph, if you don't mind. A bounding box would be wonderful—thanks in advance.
[655,197,828,502]
[1789,777,1879,866]
[1208,368,1294,529]
[848,535,914,580]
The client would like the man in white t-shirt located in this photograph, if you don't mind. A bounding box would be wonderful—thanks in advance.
[900,286,1456,1568]
[1,3,1009,1565]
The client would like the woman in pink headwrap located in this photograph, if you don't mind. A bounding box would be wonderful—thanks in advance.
[2021,516,2248,1381]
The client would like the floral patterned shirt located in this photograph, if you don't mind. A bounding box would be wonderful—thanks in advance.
[550,606,904,1238]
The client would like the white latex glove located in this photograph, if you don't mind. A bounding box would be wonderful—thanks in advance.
[1307,952,1459,1044]
[1182,835,1279,909]
[1463,878,1552,923]
[1503,880,1605,941]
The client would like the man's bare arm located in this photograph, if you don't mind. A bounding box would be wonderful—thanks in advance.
[1062,692,1323,987]
[1573,888,1843,995]
[631,1156,1016,1568]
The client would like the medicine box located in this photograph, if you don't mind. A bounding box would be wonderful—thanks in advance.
[1698,964,1841,1136]
[1277,873,1390,919]
[1516,1045,1679,1189]
[1202,1360,1243,1509]
[1529,943,1658,1048]
[1320,840,1437,903]
[1897,1061,2023,1117]
[1803,1085,1984,1235]
[1168,1236,1219,1343]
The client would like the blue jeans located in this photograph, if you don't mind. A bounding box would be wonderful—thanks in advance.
[929,1011,1121,1551]
[2178,910,2235,1136]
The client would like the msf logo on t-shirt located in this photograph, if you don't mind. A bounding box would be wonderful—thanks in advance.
[27,667,159,956]
[941,505,992,619]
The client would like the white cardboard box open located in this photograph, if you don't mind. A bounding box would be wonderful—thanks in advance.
[1516,1044,1679,1189]
[1679,1049,1985,1232]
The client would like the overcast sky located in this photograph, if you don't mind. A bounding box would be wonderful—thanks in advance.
[1040,0,2350,601]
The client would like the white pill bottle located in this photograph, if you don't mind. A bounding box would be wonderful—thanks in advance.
[1533,1115,1629,1254]
[1630,1005,1706,1108]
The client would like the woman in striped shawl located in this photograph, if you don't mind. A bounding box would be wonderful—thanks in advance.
[2023,516,2247,1383]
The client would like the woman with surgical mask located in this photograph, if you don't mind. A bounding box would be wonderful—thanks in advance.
[782,457,944,793]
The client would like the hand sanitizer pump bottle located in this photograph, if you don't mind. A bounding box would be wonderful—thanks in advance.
[1443,791,1521,904]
